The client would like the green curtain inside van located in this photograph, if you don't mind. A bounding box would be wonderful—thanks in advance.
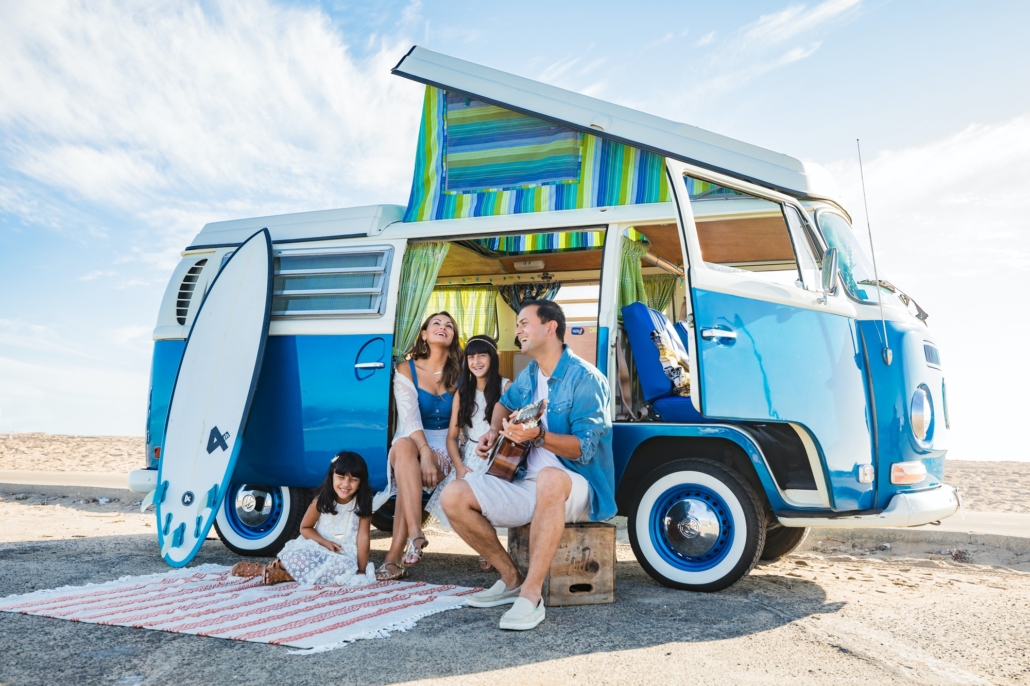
[394,241,450,360]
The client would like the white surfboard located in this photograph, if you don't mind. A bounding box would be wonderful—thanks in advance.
[156,229,273,567]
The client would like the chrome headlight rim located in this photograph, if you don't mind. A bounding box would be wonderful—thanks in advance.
[910,385,933,442]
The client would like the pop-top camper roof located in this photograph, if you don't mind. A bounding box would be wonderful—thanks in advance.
[188,204,404,249]
[392,46,840,202]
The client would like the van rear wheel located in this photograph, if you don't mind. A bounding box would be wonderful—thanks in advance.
[628,458,765,592]
[214,484,310,557]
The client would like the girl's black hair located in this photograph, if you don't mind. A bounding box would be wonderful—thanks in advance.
[316,451,372,518]
[457,335,503,429]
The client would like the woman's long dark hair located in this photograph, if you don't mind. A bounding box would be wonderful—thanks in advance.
[316,451,372,518]
[407,311,463,393]
[457,335,503,429]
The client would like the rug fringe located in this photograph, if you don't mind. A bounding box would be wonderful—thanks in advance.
[285,600,468,655]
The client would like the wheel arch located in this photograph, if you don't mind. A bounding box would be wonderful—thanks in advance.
[615,429,780,517]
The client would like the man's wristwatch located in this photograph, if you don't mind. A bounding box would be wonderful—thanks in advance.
[531,426,546,448]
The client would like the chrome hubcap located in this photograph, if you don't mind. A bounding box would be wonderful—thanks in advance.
[663,498,721,557]
[234,487,272,527]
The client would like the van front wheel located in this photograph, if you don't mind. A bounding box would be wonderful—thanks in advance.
[628,458,765,592]
[759,525,809,562]
[214,484,310,557]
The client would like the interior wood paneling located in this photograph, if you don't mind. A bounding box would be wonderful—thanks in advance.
[438,244,503,277]
[637,224,684,265]
[696,217,795,264]
[497,350,515,382]
[498,250,603,274]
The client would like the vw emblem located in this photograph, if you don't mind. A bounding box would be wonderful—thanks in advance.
[241,494,257,513]
[181,491,195,506]
[678,516,701,539]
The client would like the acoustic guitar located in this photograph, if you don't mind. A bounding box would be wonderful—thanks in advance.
[485,399,547,482]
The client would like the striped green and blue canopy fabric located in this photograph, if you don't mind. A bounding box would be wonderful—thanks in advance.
[472,230,604,255]
[444,92,582,193]
[403,87,672,222]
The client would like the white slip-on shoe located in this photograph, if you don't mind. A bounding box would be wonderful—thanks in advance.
[499,597,545,630]
[466,580,522,608]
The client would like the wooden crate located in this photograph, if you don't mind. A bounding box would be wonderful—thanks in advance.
[507,521,615,606]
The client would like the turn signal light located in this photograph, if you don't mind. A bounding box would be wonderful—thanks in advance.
[891,461,926,485]
[154,446,161,460]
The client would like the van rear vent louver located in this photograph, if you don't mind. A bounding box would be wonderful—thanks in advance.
[175,259,208,325]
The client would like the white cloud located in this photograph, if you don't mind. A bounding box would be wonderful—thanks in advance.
[665,0,861,107]
[78,270,117,281]
[823,114,1030,461]
[739,0,861,50]
[0,1,431,438]
[0,0,424,261]
[695,31,717,47]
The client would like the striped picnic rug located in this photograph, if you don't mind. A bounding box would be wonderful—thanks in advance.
[0,565,479,653]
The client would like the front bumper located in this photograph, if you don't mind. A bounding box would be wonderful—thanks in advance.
[776,485,959,528]
[127,468,158,494]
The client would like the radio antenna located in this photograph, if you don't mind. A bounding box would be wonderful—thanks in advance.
[857,139,891,365]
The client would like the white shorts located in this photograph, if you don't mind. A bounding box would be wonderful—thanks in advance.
[465,469,592,529]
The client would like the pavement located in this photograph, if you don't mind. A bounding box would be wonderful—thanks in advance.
[2,476,1030,684]
[0,470,128,490]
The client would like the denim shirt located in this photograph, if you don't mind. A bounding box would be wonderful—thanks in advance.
[500,346,616,521]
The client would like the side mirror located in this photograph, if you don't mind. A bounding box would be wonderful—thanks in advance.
[821,247,839,295]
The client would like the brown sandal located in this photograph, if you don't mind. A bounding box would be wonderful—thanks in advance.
[403,536,428,566]
[375,561,407,581]
[478,556,494,572]
[231,561,264,577]
[262,559,295,586]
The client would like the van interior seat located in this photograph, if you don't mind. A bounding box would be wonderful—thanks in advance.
[620,302,715,423]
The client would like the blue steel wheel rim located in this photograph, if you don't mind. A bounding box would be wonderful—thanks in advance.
[649,483,734,572]
[224,483,285,540]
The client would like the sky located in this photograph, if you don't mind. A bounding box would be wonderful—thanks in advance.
[1,0,1028,461]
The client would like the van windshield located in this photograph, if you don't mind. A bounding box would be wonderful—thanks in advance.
[816,212,884,303]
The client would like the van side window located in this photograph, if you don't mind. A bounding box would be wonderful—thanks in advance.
[684,176,805,287]
[272,248,392,316]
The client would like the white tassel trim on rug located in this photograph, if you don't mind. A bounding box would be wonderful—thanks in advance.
[286,599,470,655]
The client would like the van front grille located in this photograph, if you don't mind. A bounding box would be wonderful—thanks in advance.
[176,259,208,325]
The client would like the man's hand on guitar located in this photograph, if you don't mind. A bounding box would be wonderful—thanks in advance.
[500,417,542,445]
[476,429,499,459]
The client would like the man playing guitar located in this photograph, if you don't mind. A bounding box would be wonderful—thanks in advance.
[440,299,615,631]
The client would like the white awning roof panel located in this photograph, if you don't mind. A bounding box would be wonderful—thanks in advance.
[393,46,841,203]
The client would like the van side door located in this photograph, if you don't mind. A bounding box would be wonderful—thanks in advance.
[667,159,875,511]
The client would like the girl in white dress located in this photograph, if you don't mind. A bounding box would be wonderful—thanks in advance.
[426,336,509,538]
[232,451,375,586]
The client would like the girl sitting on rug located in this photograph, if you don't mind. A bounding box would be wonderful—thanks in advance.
[232,451,376,586]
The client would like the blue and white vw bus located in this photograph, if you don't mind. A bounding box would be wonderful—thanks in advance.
[131,48,958,590]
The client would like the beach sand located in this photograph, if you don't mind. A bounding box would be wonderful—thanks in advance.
[0,433,144,474]
[2,434,1029,513]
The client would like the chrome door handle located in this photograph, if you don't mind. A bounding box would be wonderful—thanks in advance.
[700,328,737,340]
[354,362,385,370]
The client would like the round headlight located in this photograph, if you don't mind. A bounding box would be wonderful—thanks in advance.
[911,386,932,441]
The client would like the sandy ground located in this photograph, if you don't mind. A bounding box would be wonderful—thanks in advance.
[2,433,1029,514]
[1,489,1030,685]
[0,434,144,474]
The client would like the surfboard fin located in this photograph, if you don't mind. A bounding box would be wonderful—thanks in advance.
[155,480,169,505]
[206,484,220,510]
[140,488,156,514]
[171,522,186,548]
